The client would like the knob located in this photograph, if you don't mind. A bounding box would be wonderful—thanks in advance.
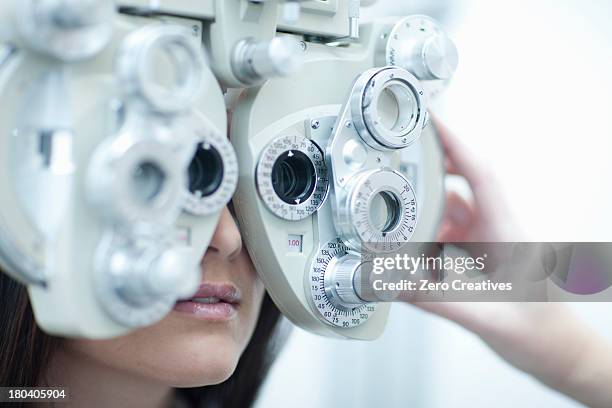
[110,245,199,304]
[232,37,304,85]
[382,16,459,81]
[147,247,200,299]
[328,255,367,307]
[414,35,459,80]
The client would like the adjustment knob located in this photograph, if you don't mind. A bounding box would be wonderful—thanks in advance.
[147,247,200,299]
[110,245,199,304]
[328,255,367,307]
[232,37,304,85]
[411,35,458,80]
[96,234,201,328]
[381,15,459,81]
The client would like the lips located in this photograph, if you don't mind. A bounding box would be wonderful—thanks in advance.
[173,283,241,321]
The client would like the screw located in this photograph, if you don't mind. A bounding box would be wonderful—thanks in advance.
[299,41,307,51]
[192,25,200,37]
[345,121,353,128]
[311,120,321,130]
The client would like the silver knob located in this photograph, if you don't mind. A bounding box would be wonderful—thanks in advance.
[416,35,459,80]
[382,16,459,81]
[329,255,365,306]
[232,37,304,85]
[112,245,199,303]
[147,247,200,299]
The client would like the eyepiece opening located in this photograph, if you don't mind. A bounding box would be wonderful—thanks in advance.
[188,143,225,198]
[369,191,402,235]
[271,150,317,205]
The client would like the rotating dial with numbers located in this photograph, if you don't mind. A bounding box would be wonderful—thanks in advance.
[256,134,329,221]
[308,239,377,328]
[338,169,419,253]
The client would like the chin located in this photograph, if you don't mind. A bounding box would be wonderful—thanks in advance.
[150,330,245,388]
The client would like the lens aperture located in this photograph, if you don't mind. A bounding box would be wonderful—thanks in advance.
[188,143,225,198]
[132,161,166,206]
[271,150,316,205]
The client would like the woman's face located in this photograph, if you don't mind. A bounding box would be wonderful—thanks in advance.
[63,208,266,387]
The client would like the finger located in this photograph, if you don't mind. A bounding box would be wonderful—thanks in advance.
[437,191,475,242]
[432,116,486,190]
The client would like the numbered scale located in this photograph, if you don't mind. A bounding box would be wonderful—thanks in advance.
[308,239,377,328]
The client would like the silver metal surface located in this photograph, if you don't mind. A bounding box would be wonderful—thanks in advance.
[86,125,185,225]
[116,24,205,114]
[94,231,199,328]
[13,0,116,61]
[381,15,458,81]
[327,68,423,253]
[353,67,427,150]
[232,36,305,86]
[308,239,377,328]
[336,169,418,252]
[326,254,366,306]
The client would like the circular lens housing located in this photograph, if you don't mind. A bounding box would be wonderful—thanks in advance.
[271,150,317,205]
[117,24,205,114]
[87,137,184,225]
[182,127,237,217]
[188,143,225,198]
[336,169,418,253]
[353,67,427,150]
[17,0,115,61]
[369,191,402,234]
[132,161,166,206]
[256,135,329,221]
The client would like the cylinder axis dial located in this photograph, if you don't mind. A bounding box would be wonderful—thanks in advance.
[335,169,418,253]
[256,134,329,221]
[308,239,377,328]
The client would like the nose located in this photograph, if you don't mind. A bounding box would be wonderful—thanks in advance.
[207,207,243,261]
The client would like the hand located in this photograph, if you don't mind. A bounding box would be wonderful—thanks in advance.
[434,118,518,243]
[406,120,612,408]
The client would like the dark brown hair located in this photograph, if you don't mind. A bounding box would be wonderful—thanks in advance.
[0,271,282,408]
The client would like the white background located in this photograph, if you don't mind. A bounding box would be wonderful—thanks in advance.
[256,1,612,407]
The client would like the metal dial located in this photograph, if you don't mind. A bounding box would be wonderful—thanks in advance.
[94,232,199,328]
[383,15,458,81]
[352,67,427,150]
[256,134,329,221]
[183,126,238,216]
[308,239,377,328]
[338,169,418,253]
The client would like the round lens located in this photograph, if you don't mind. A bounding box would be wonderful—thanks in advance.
[271,150,317,205]
[132,161,166,206]
[376,82,419,135]
[369,191,402,234]
[188,143,225,198]
[144,42,190,101]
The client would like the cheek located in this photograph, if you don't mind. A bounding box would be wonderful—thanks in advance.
[68,320,251,387]
[66,282,267,388]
